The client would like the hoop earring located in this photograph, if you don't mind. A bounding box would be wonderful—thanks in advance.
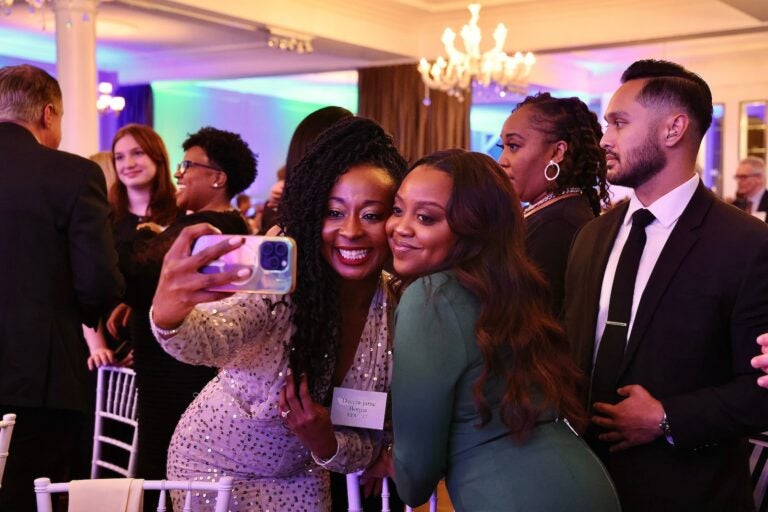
[544,160,560,182]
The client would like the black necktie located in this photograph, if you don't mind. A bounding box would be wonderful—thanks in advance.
[591,208,656,406]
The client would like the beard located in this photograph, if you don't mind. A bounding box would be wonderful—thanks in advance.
[607,130,667,189]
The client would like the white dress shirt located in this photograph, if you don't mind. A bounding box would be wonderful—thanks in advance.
[747,188,765,209]
[594,174,700,358]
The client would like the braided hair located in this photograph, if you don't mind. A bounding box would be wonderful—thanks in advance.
[279,116,407,402]
[515,93,610,214]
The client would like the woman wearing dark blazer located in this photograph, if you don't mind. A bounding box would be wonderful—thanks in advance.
[498,93,609,317]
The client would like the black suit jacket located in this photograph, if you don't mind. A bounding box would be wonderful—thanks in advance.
[566,182,768,512]
[0,122,124,413]
[732,189,768,222]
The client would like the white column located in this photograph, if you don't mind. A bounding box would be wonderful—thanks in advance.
[54,0,98,157]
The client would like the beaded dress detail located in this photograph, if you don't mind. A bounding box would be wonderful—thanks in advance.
[153,272,395,511]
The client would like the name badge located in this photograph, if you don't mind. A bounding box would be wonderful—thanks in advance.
[330,387,388,430]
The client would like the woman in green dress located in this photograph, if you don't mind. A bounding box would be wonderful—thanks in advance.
[382,149,621,512]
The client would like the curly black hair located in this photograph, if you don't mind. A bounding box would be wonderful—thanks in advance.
[182,126,258,198]
[279,116,407,402]
[515,93,610,215]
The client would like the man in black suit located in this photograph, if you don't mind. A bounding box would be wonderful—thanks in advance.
[565,59,768,512]
[731,156,768,221]
[0,65,124,511]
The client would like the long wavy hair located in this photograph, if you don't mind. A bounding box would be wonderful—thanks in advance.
[515,93,610,215]
[413,149,586,439]
[110,124,179,226]
[279,116,407,402]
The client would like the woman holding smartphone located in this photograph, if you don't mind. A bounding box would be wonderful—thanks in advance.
[149,117,407,511]
[112,125,255,500]
[383,150,620,511]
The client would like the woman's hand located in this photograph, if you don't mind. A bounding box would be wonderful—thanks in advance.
[106,303,132,339]
[116,349,134,368]
[87,347,114,370]
[151,224,250,330]
[278,373,338,460]
[83,322,114,371]
[266,180,284,209]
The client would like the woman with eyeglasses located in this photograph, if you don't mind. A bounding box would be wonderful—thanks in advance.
[107,126,256,504]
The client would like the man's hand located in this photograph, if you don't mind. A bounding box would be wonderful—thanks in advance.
[592,384,665,452]
[752,333,768,388]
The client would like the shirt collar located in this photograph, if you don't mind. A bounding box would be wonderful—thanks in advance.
[748,188,766,209]
[623,173,699,229]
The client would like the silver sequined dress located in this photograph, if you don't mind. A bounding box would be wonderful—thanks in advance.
[152,273,394,511]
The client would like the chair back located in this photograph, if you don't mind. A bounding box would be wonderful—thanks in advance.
[91,366,139,478]
[34,476,234,512]
[0,413,16,489]
[346,471,438,512]
[750,434,768,511]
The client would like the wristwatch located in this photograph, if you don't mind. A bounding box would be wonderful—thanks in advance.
[659,413,675,446]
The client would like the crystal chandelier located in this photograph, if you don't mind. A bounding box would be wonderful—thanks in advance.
[1,0,48,15]
[418,3,535,102]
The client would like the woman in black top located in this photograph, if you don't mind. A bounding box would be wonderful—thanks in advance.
[110,126,256,502]
[498,93,610,317]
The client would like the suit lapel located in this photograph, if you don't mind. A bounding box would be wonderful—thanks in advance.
[619,183,712,376]
[758,189,768,219]
[579,203,628,374]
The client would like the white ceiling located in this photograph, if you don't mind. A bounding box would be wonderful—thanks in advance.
[0,0,767,91]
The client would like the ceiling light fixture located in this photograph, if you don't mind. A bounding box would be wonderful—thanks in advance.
[266,27,314,54]
[418,3,535,102]
[97,82,125,114]
[1,0,92,29]
[1,0,47,15]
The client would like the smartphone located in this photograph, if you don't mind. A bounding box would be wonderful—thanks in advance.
[191,235,297,294]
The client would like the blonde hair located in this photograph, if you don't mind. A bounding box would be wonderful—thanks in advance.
[89,151,117,193]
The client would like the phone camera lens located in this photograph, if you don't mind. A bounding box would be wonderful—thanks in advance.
[274,242,288,257]
[261,242,275,256]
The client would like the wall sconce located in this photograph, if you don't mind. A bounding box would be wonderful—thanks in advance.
[97,82,125,114]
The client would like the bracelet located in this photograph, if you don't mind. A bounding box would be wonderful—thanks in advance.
[659,413,675,446]
[311,443,340,466]
[150,306,180,339]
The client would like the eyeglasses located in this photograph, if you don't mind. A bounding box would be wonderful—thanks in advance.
[177,160,223,176]
[734,173,762,180]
